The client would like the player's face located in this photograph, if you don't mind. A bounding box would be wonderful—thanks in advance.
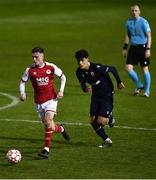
[131,6,140,19]
[32,52,44,66]
[77,58,89,70]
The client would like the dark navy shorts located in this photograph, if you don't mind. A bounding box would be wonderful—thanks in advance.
[126,45,150,67]
[90,95,113,117]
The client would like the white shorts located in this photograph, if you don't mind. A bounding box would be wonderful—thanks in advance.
[35,99,58,122]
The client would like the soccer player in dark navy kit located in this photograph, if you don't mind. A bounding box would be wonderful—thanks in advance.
[75,49,125,148]
[122,5,151,97]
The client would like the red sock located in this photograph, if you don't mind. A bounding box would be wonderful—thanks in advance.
[44,127,53,148]
[55,124,63,133]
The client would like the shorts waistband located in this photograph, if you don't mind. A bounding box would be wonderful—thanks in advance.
[131,44,146,47]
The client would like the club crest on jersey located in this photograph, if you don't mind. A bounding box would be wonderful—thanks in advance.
[91,72,95,76]
[46,69,51,74]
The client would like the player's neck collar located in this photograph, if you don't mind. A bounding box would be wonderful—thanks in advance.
[38,62,45,68]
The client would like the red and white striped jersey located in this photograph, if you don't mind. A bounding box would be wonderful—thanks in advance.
[21,62,63,103]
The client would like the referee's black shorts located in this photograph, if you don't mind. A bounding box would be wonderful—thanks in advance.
[90,95,113,118]
[126,44,150,67]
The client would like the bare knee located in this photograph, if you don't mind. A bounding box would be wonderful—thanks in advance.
[125,64,133,72]
[44,112,55,130]
[97,116,108,126]
[142,66,149,73]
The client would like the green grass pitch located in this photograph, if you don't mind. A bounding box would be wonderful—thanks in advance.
[0,0,156,178]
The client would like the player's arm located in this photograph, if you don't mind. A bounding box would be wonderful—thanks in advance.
[107,66,125,90]
[76,70,91,93]
[57,74,66,99]
[143,19,151,58]
[53,64,66,99]
[145,31,151,58]
[80,82,91,93]
[19,68,29,101]
[122,34,129,58]
[19,80,26,101]
[122,22,130,58]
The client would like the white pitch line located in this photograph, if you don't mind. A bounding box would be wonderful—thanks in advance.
[0,118,156,132]
[0,92,155,132]
[0,92,20,111]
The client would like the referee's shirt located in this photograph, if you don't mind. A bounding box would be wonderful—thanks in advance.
[126,16,151,45]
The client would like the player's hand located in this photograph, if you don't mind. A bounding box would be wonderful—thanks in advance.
[87,86,92,93]
[117,82,125,90]
[122,49,127,58]
[145,49,151,58]
[57,91,64,99]
[20,93,26,101]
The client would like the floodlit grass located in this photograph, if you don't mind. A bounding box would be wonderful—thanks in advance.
[0,0,156,178]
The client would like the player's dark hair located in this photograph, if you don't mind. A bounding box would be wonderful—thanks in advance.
[75,49,88,59]
[32,47,44,53]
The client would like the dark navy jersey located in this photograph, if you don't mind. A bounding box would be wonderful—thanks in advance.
[76,62,121,97]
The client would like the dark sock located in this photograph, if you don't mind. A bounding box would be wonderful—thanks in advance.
[108,114,113,124]
[96,126,108,141]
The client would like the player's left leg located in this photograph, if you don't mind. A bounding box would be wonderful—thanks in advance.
[97,114,115,128]
[44,99,70,141]
[139,46,151,97]
[142,66,151,97]
[98,96,115,128]
[91,116,109,142]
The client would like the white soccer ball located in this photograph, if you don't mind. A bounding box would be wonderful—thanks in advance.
[6,149,22,164]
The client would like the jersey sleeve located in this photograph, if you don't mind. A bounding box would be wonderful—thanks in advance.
[125,21,128,32]
[96,64,109,74]
[50,63,63,77]
[107,66,122,84]
[21,68,30,82]
[76,69,88,92]
[143,19,151,33]
[125,20,131,38]
[47,62,66,93]
[97,64,122,84]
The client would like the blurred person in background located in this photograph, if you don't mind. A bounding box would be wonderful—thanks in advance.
[122,5,151,97]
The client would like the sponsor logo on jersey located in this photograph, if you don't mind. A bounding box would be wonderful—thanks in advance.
[46,69,51,74]
[36,77,49,86]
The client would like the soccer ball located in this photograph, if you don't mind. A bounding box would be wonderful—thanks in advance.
[6,149,22,164]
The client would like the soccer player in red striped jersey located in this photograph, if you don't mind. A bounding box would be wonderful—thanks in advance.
[19,47,70,158]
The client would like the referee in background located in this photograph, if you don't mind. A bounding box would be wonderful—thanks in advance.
[122,5,151,97]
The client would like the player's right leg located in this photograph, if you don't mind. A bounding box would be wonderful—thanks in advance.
[36,100,57,158]
[90,97,112,148]
[37,99,70,158]
[38,112,54,158]
[108,112,115,128]
[125,64,144,95]
[90,116,112,148]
